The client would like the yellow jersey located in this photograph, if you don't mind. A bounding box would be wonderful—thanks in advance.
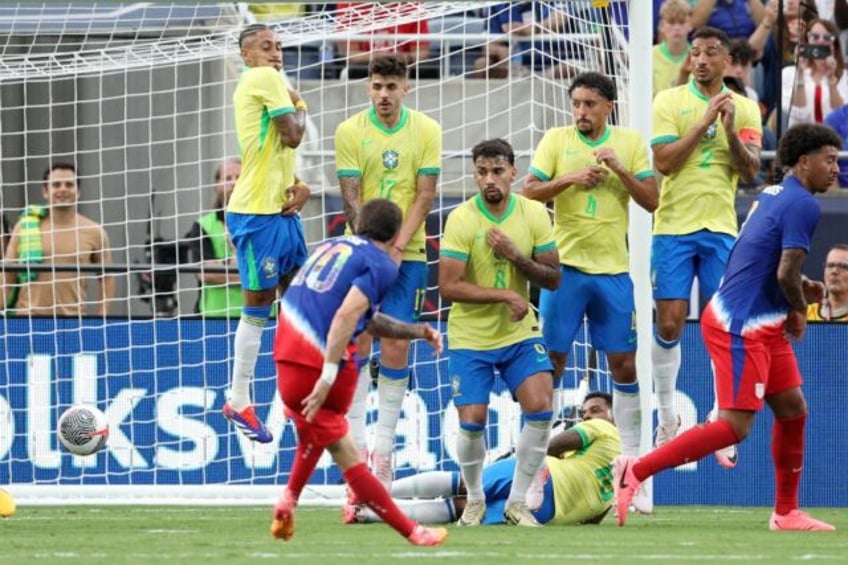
[335,105,442,262]
[528,126,653,275]
[547,418,621,525]
[652,81,762,236]
[806,303,848,322]
[652,42,689,98]
[228,66,297,215]
[441,194,556,350]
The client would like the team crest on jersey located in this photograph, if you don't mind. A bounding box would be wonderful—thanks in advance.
[261,257,277,279]
[382,150,399,169]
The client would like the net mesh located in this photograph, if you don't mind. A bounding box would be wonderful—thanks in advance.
[0,1,631,500]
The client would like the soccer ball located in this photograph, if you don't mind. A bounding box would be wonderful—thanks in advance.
[57,405,109,456]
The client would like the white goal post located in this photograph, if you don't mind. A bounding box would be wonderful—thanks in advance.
[0,1,653,505]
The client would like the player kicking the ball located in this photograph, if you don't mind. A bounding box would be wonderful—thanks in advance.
[270,198,447,546]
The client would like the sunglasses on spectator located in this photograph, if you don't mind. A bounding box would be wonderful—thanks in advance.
[807,32,835,42]
[825,262,848,271]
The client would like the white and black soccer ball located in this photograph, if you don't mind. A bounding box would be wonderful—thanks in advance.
[57,405,109,456]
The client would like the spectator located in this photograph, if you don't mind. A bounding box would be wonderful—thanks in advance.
[690,0,767,40]
[2,163,114,316]
[473,2,584,80]
[183,158,244,318]
[807,244,848,321]
[824,101,848,187]
[780,18,847,129]
[727,38,760,103]
[335,2,432,79]
[653,0,692,98]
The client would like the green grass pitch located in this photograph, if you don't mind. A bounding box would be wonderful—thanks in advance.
[2,506,846,564]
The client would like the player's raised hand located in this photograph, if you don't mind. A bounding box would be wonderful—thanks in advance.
[281,181,310,215]
[419,325,443,355]
[802,277,826,304]
[719,97,736,135]
[502,290,529,321]
[486,227,520,262]
[567,166,607,188]
[703,92,732,126]
[784,310,807,342]
[594,148,624,175]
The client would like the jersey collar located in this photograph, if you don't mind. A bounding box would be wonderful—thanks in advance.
[577,126,611,147]
[687,79,730,102]
[475,192,516,224]
[368,105,409,134]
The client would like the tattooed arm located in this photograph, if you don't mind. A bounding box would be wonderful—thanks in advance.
[339,176,362,232]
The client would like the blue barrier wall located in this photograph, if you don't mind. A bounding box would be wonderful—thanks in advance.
[0,319,845,506]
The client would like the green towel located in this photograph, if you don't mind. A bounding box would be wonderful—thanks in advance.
[16,205,48,283]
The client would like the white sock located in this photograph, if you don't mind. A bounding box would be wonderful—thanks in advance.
[347,365,371,453]
[391,471,457,499]
[357,499,455,524]
[228,316,266,410]
[652,336,681,428]
[508,418,552,505]
[613,387,642,457]
[456,425,486,501]
[373,373,408,457]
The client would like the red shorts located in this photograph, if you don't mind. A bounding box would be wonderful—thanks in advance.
[276,348,360,447]
[701,306,802,411]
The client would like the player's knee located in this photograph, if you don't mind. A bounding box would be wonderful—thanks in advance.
[608,354,636,383]
[549,352,567,379]
[655,318,683,342]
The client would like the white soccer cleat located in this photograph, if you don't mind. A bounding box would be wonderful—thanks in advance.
[654,415,681,448]
[503,501,541,527]
[456,498,486,527]
[708,409,739,469]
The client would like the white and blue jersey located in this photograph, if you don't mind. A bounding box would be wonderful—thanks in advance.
[709,176,820,334]
[274,236,399,369]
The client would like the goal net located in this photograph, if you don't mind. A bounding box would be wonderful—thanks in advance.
[0,1,648,504]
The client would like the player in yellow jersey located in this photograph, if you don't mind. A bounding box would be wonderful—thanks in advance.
[222,24,311,444]
[335,55,442,492]
[652,0,692,98]
[523,72,657,514]
[440,139,560,527]
[650,27,762,468]
[807,244,848,322]
[343,392,621,527]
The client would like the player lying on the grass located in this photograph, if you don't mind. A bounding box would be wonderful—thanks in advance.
[270,198,447,546]
[344,392,621,526]
[614,123,842,532]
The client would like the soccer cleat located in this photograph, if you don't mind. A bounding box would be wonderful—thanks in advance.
[630,483,653,515]
[613,455,641,527]
[708,409,739,469]
[371,452,393,492]
[270,490,296,541]
[769,510,836,532]
[341,503,365,525]
[654,415,681,448]
[715,444,739,470]
[503,501,541,527]
[456,499,486,527]
[223,402,273,444]
[407,525,448,546]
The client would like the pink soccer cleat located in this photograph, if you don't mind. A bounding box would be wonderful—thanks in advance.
[714,444,739,469]
[270,489,296,541]
[612,455,641,527]
[769,510,836,532]
[407,524,448,546]
[341,503,365,525]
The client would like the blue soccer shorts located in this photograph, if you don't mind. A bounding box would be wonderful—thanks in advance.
[450,338,554,407]
[651,230,734,301]
[479,458,555,525]
[539,265,637,354]
[380,260,427,323]
[226,212,307,291]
